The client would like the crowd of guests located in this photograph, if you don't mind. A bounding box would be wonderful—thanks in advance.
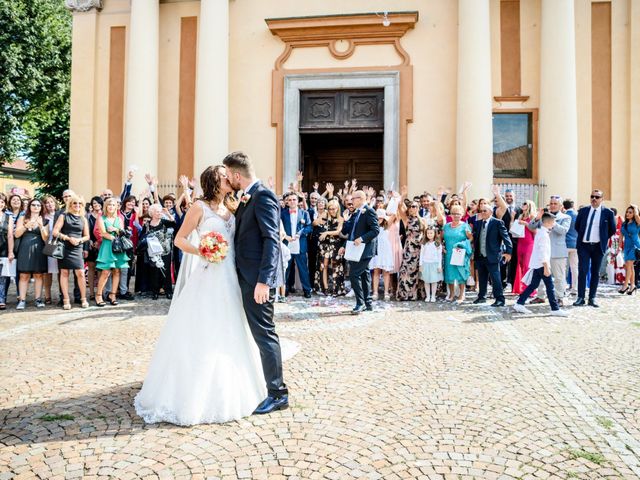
[1,171,639,315]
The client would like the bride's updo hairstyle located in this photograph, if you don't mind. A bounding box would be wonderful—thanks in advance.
[200,165,237,213]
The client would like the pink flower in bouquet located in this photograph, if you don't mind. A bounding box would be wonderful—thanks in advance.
[198,231,229,264]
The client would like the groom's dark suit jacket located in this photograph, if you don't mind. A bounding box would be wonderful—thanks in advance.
[234,182,281,288]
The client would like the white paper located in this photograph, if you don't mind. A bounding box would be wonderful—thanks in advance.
[344,240,365,262]
[521,268,534,286]
[449,247,466,266]
[288,239,300,255]
[0,258,16,277]
[509,221,525,238]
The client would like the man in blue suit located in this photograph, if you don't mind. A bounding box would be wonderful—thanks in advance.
[472,205,513,307]
[339,190,380,314]
[573,189,616,307]
[281,192,313,298]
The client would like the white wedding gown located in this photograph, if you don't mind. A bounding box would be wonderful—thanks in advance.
[134,201,268,425]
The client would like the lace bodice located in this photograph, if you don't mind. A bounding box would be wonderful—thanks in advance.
[197,200,235,242]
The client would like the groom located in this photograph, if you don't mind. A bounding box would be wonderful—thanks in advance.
[223,151,289,414]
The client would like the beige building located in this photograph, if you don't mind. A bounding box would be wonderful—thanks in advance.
[67,0,639,208]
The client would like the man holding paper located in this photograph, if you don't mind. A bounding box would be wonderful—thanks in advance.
[339,190,380,314]
[281,192,313,298]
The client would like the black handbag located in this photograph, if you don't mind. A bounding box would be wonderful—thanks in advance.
[43,237,65,260]
[111,235,125,254]
[120,235,134,253]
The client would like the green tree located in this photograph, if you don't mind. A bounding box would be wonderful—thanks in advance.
[0,0,72,196]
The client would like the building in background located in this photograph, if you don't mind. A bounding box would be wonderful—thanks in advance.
[66,0,639,207]
[0,159,37,198]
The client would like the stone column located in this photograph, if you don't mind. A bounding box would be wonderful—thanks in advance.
[456,0,494,200]
[194,0,229,176]
[539,0,578,200]
[611,0,630,207]
[630,0,640,204]
[66,1,101,199]
[123,0,159,193]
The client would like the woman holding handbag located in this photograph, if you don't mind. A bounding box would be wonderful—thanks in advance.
[139,204,176,300]
[619,205,640,295]
[95,197,129,307]
[52,195,90,310]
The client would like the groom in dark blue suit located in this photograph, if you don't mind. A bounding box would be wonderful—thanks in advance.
[223,152,288,414]
[573,189,616,307]
[281,192,313,298]
[340,190,380,314]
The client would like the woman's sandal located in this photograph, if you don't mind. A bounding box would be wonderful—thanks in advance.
[62,299,71,310]
[95,295,106,307]
[108,292,119,306]
[44,297,52,305]
[80,298,89,309]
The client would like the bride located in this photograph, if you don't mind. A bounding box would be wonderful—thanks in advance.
[134,165,268,425]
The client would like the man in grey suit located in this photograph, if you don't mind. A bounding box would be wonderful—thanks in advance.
[528,195,571,305]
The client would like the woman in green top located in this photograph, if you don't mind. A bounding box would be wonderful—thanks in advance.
[96,197,129,307]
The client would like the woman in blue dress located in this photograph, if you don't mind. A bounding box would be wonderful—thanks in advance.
[619,205,640,295]
[442,205,473,304]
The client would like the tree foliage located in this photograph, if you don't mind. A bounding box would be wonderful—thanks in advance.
[0,0,72,197]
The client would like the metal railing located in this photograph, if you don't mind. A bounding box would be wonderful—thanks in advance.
[495,181,547,204]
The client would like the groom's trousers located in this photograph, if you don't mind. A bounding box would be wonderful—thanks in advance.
[238,276,288,398]
[348,257,373,308]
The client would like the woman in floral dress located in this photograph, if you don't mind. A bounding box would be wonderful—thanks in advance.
[314,199,346,296]
[396,193,425,301]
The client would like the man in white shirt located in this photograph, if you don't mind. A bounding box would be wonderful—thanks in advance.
[513,213,569,316]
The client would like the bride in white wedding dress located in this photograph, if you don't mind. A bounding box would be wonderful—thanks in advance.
[135,166,283,425]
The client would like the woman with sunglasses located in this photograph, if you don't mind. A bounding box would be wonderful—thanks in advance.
[53,195,91,309]
[14,199,49,309]
[442,204,473,303]
[619,205,640,295]
[396,186,426,301]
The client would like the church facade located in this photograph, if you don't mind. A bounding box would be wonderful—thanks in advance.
[67,0,639,206]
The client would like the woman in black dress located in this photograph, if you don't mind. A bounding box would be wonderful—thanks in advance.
[139,204,176,299]
[14,198,49,309]
[53,195,90,310]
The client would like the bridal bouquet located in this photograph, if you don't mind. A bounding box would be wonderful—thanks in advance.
[198,231,229,264]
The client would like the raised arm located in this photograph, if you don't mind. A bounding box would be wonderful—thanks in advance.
[492,185,508,219]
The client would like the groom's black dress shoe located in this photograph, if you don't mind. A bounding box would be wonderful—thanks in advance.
[573,297,586,306]
[352,305,366,315]
[254,395,289,415]
[588,298,600,308]
[473,297,486,304]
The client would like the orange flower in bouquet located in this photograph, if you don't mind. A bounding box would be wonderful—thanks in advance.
[198,231,229,264]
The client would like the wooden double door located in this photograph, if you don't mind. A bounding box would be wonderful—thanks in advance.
[301,132,383,194]
[299,88,384,193]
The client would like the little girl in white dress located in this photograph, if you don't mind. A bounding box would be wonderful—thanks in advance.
[419,226,443,302]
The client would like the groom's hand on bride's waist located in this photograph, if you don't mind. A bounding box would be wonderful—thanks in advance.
[254,283,270,304]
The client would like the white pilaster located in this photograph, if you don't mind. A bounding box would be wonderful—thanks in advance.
[194,0,229,176]
[456,0,494,199]
[123,0,159,193]
[539,0,578,200]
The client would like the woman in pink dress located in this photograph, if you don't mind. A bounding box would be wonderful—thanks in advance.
[512,200,537,295]
[383,196,403,298]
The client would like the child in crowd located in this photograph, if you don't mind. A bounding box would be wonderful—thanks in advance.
[419,225,443,302]
[513,213,569,317]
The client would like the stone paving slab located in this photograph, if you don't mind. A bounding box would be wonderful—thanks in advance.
[1,286,639,479]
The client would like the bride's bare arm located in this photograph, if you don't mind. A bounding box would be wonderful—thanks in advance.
[174,202,203,256]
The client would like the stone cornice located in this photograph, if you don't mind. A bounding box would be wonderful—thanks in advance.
[65,0,103,12]
[266,12,419,69]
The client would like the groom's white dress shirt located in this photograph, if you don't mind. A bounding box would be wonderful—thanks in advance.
[244,179,259,195]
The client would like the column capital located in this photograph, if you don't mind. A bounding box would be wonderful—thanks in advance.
[65,0,103,13]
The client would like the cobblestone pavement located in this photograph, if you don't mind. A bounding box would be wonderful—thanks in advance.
[1,285,640,479]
